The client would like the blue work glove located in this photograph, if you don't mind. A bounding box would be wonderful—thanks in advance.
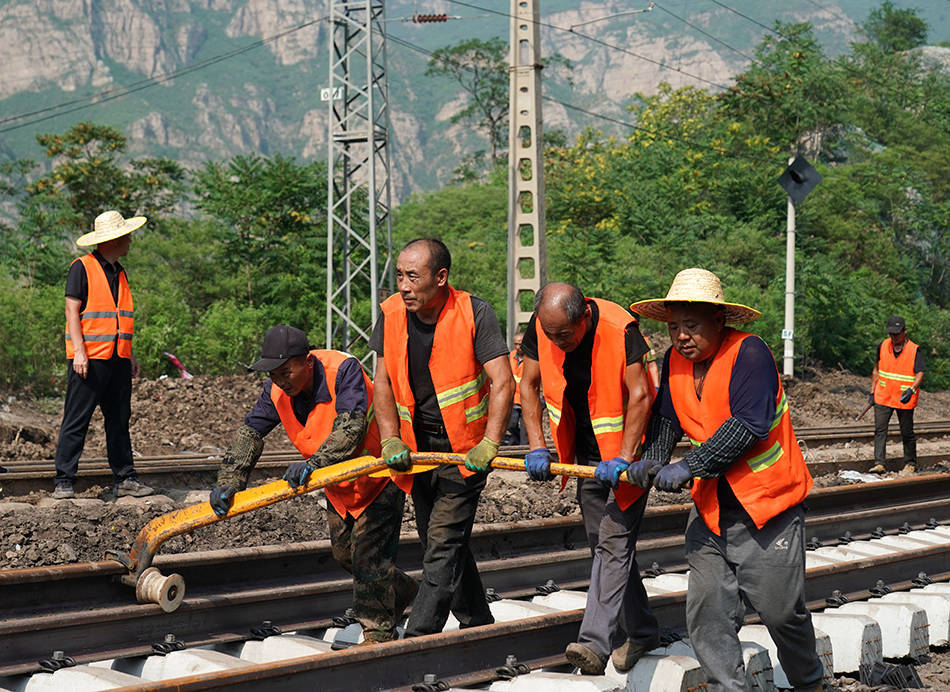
[625,459,663,488]
[209,484,237,516]
[900,387,915,404]
[283,461,315,488]
[382,437,412,472]
[594,456,629,488]
[654,461,693,492]
[524,448,554,481]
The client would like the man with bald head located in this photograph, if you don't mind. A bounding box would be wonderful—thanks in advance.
[519,282,658,675]
[370,238,513,636]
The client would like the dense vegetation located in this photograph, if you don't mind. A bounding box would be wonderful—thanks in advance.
[0,6,948,395]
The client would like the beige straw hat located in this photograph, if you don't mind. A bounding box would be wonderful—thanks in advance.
[630,268,761,324]
[76,210,146,247]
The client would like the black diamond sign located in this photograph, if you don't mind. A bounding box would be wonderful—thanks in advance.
[777,155,822,204]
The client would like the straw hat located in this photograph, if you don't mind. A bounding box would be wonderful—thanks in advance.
[76,210,146,247]
[630,268,761,324]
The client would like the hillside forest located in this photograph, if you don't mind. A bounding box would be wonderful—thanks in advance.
[0,6,948,395]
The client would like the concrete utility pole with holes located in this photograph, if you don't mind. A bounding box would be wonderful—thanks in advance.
[325,0,395,363]
[506,0,547,341]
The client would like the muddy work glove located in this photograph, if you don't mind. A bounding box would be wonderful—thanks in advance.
[283,461,316,488]
[653,461,693,492]
[594,457,629,488]
[464,438,499,473]
[524,448,554,481]
[382,437,412,472]
[900,387,915,404]
[209,484,237,516]
[625,459,664,488]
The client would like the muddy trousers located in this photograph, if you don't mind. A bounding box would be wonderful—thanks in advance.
[576,479,658,662]
[685,503,823,692]
[873,404,916,466]
[405,430,494,636]
[326,481,418,641]
[54,356,136,485]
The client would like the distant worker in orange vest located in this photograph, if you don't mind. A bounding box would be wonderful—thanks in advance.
[519,282,658,675]
[628,268,822,692]
[871,315,925,473]
[209,325,417,643]
[370,238,513,636]
[503,330,528,445]
[53,211,154,500]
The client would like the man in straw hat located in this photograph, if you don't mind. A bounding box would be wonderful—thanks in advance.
[519,282,658,675]
[208,324,417,643]
[626,268,822,692]
[53,211,154,499]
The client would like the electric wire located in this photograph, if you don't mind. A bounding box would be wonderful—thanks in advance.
[651,1,758,63]
[441,0,733,90]
[0,16,327,133]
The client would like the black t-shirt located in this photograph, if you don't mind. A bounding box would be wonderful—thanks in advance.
[521,300,649,464]
[369,294,509,426]
[874,340,926,373]
[65,250,125,311]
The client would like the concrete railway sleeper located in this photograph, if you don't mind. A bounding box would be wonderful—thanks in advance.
[3,534,950,690]
[1,474,950,685]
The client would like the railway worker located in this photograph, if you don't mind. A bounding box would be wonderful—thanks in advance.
[208,324,417,643]
[369,238,513,636]
[53,211,154,500]
[519,282,659,675]
[627,268,822,692]
[503,330,528,446]
[871,315,925,473]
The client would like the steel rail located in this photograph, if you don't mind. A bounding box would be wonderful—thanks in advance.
[3,474,950,675]
[2,420,948,496]
[103,547,950,692]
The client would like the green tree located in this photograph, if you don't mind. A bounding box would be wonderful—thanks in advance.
[861,1,928,53]
[192,154,328,331]
[426,38,509,163]
[31,122,185,226]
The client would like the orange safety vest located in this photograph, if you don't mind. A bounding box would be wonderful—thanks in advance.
[875,339,920,409]
[509,351,524,407]
[535,298,649,511]
[271,349,394,519]
[668,328,812,534]
[381,287,490,483]
[64,254,133,360]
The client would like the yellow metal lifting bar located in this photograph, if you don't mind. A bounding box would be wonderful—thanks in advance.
[113,454,602,612]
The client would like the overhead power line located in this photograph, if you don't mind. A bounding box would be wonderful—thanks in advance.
[441,0,732,90]
[651,1,758,63]
[0,16,327,134]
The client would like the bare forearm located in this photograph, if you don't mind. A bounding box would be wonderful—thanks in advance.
[484,380,512,443]
[373,368,401,439]
[520,359,545,448]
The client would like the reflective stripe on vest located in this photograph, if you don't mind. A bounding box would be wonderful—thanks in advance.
[64,253,134,360]
[875,338,920,409]
[669,328,812,534]
[535,297,648,511]
[270,349,392,519]
[381,287,489,481]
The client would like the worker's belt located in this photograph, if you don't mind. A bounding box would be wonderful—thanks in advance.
[415,421,448,437]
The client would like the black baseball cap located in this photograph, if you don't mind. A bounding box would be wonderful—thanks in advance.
[248,325,311,371]
[886,315,906,334]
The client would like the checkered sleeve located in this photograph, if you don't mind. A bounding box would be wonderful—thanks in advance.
[681,416,760,479]
[639,414,683,466]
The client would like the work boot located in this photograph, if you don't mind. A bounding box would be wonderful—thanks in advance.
[565,642,606,675]
[52,482,75,499]
[868,463,886,474]
[611,634,660,672]
[115,478,154,497]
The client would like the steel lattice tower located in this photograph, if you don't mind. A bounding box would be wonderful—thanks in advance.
[326,0,394,361]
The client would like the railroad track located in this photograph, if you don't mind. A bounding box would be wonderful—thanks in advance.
[2,420,949,497]
[3,474,950,688]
